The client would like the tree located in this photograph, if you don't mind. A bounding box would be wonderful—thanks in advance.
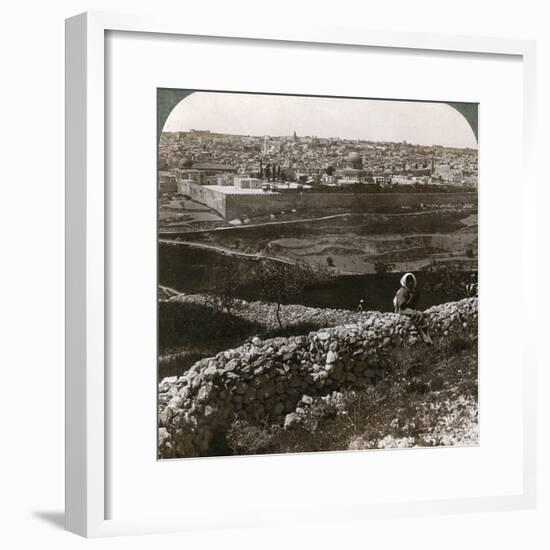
[255,259,327,330]
[205,262,243,316]
[420,262,474,300]
[374,261,395,274]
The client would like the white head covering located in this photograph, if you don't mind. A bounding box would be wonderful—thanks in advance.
[399,272,416,291]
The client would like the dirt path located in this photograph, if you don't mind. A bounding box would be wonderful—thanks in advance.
[158,209,451,237]
[159,239,297,266]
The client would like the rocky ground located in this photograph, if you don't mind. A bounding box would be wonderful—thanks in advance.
[227,342,478,455]
[158,298,478,458]
[159,295,389,377]
[168,294,374,330]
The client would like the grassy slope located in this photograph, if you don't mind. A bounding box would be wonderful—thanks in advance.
[225,332,478,455]
[159,295,478,455]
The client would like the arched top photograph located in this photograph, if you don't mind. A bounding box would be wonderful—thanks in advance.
[157,89,478,460]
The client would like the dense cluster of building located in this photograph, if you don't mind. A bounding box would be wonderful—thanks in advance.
[158,129,478,194]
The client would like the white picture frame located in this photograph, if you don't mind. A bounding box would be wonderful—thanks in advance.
[65,11,537,537]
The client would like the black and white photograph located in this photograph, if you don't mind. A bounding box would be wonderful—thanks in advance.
[3,0,547,544]
[157,90,479,459]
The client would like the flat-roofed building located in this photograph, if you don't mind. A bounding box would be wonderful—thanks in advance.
[174,161,237,186]
[234,176,263,189]
[176,179,197,195]
[158,171,177,193]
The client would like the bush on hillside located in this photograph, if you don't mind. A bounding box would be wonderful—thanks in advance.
[225,332,477,456]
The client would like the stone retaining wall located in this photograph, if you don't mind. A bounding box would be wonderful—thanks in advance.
[158,298,478,458]
[175,178,477,220]
[225,191,477,221]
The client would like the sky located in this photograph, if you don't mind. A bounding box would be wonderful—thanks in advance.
[163,91,478,149]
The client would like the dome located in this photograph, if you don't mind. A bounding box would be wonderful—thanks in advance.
[179,156,193,169]
[346,152,362,163]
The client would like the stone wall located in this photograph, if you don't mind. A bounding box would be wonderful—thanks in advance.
[224,191,477,221]
[158,298,478,458]
[177,179,227,216]
[175,178,477,220]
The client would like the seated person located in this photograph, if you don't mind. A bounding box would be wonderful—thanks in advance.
[393,272,432,344]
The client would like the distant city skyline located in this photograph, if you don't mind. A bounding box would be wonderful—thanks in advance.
[163,92,478,149]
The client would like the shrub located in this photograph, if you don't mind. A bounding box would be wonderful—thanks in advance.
[255,259,331,330]
[420,263,476,300]
[374,261,395,274]
[225,420,277,455]
[223,338,478,456]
